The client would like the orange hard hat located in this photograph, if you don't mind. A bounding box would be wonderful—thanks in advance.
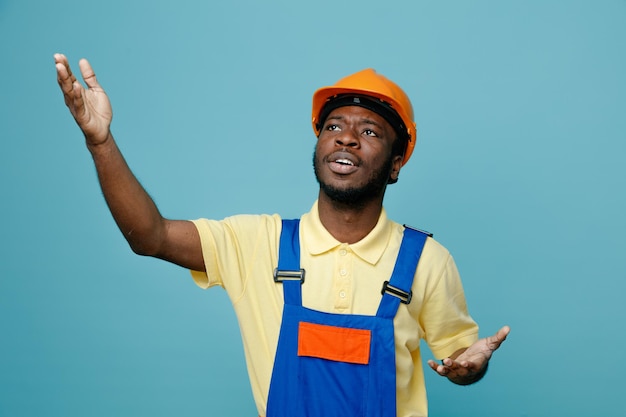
[312,68,416,166]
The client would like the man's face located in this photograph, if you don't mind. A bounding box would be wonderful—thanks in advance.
[313,105,402,206]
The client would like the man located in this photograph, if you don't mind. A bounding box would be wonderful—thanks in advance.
[54,53,509,417]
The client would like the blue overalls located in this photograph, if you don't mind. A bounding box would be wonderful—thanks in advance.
[266,219,429,417]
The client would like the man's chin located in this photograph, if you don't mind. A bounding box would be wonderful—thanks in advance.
[319,181,378,206]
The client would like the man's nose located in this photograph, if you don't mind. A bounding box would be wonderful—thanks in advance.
[335,129,360,147]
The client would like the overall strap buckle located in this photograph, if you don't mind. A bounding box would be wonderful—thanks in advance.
[381,280,412,304]
[273,268,306,283]
[403,224,433,237]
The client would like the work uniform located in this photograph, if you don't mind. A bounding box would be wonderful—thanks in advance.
[191,202,478,417]
[266,219,428,416]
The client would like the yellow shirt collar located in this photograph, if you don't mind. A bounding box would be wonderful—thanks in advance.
[300,201,392,266]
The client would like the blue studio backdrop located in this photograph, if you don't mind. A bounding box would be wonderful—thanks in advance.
[1,1,625,416]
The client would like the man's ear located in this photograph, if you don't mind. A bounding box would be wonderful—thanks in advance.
[388,155,403,184]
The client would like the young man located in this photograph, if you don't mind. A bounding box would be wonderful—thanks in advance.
[54,54,509,417]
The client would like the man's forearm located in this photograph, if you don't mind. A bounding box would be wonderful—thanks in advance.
[87,131,166,256]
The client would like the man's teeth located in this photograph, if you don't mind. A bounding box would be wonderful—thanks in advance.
[336,159,354,166]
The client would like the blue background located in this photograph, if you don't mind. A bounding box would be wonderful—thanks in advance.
[1,0,625,415]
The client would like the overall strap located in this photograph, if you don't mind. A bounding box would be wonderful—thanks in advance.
[275,219,304,306]
[376,227,429,319]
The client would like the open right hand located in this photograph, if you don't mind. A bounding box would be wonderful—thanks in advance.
[54,53,112,146]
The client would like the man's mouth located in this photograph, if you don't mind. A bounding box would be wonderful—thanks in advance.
[334,158,354,166]
[327,152,359,174]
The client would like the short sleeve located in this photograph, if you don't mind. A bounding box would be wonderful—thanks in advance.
[189,214,282,299]
[420,251,479,359]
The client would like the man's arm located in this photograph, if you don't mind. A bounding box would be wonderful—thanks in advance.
[54,54,204,272]
[427,325,510,385]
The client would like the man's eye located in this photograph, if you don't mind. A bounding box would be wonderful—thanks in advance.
[327,124,340,131]
[364,129,378,137]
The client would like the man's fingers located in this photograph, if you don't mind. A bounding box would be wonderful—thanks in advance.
[56,63,73,93]
[494,325,510,344]
[71,81,87,120]
[428,360,449,376]
[56,66,78,109]
[54,54,76,87]
[55,55,81,112]
[78,58,101,90]
[54,55,100,94]
[54,54,91,121]
[487,325,511,351]
[53,53,68,67]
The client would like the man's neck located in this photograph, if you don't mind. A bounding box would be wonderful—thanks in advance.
[317,192,384,244]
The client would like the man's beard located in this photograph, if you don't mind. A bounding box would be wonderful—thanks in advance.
[312,148,393,208]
